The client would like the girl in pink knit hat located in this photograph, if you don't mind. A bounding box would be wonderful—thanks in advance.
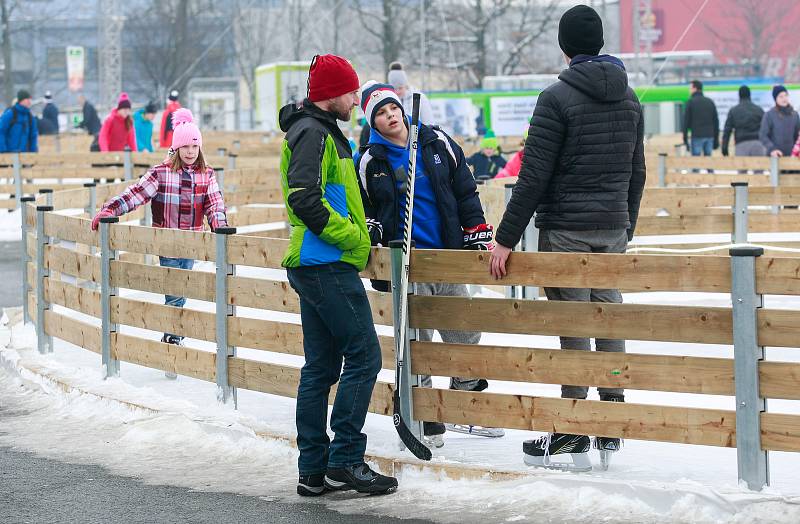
[98,92,137,152]
[91,108,228,379]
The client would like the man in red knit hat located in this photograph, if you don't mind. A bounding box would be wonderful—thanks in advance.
[278,54,398,497]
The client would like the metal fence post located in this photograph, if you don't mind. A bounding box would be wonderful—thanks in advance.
[730,246,769,491]
[100,216,120,378]
[504,184,522,299]
[13,152,22,209]
[769,156,780,215]
[217,147,227,157]
[232,139,240,151]
[84,182,97,217]
[123,146,132,181]
[35,205,53,354]
[521,219,540,299]
[732,182,749,244]
[658,153,668,188]
[20,196,35,324]
[227,152,237,171]
[39,188,53,208]
[217,167,225,195]
[215,227,237,407]
[389,240,423,446]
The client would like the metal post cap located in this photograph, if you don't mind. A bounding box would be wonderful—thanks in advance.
[215,227,237,235]
[20,196,36,202]
[83,182,97,187]
[228,152,238,158]
[504,183,515,188]
[729,247,764,257]
[36,205,53,212]
[388,239,415,249]
[658,152,667,156]
[38,188,53,194]
[99,216,119,224]
[731,182,749,187]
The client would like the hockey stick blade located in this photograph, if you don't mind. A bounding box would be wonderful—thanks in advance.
[393,390,432,460]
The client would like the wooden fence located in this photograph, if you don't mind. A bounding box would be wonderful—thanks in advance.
[19,177,800,490]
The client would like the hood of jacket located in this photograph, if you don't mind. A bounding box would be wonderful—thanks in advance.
[13,103,32,116]
[279,98,342,134]
[559,55,629,102]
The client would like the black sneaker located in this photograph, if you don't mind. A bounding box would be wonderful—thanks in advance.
[297,473,326,497]
[324,463,398,495]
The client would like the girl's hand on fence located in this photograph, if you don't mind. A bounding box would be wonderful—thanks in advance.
[489,243,512,280]
[91,209,114,231]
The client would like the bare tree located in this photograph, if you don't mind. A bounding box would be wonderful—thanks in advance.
[500,0,559,75]
[703,0,795,74]
[232,1,279,127]
[125,0,227,102]
[353,0,417,74]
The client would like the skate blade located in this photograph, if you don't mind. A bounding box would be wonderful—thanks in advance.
[445,423,505,438]
[523,452,592,473]
[598,449,614,471]
[424,435,445,449]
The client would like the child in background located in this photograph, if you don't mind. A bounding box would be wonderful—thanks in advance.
[99,92,137,152]
[496,130,528,179]
[91,108,228,379]
[467,131,506,179]
[134,102,157,152]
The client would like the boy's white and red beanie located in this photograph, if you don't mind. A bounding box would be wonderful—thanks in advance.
[360,81,404,128]
[170,108,202,150]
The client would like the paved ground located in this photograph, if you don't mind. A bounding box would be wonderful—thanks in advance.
[0,446,428,524]
[0,241,21,307]
[0,241,432,524]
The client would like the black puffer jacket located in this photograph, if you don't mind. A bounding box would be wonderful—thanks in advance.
[683,91,719,141]
[495,58,646,248]
[722,100,764,154]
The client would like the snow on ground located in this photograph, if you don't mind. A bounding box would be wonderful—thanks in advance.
[4,265,800,522]
[0,208,21,241]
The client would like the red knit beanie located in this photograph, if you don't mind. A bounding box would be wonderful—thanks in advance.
[307,54,359,102]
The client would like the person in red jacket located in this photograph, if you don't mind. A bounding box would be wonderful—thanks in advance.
[98,92,137,152]
[495,130,528,179]
[159,90,182,149]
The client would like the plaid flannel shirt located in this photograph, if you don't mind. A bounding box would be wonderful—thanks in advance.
[101,163,228,231]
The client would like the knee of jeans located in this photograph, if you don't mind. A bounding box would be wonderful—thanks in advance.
[367,346,383,377]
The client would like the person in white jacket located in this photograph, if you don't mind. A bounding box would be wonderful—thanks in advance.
[387,62,435,125]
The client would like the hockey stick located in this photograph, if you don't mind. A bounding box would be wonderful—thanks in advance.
[393,93,431,461]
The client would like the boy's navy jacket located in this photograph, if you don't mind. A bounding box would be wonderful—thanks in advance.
[354,123,485,250]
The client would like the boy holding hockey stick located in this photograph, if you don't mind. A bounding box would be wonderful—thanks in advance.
[355,82,502,449]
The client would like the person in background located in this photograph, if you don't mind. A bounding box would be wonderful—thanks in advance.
[495,130,528,179]
[159,90,182,149]
[91,108,227,379]
[39,91,59,135]
[387,61,435,125]
[466,131,506,179]
[760,85,800,158]
[683,80,719,157]
[77,95,102,151]
[721,86,765,157]
[0,89,38,153]
[358,117,370,148]
[134,102,157,152]
[99,93,137,152]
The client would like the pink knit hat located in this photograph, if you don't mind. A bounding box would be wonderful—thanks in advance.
[170,108,202,150]
[117,92,131,110]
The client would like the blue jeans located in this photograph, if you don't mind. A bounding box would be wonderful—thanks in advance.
[691,137,713,156]
[158,256,194,340]
[286,262,383,475]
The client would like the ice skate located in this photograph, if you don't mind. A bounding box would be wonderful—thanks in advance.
[161,334,181,379]
[593,436,622,471]
[423,421,445,448]
[444,424,505,438]
[522,433,592,472]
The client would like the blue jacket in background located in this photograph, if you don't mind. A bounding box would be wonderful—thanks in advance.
[0,103,38,152]
[133,109,154,152]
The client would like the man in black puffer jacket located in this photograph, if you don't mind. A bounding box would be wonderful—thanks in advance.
[722,85,765,157]
[489,4,645,469]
